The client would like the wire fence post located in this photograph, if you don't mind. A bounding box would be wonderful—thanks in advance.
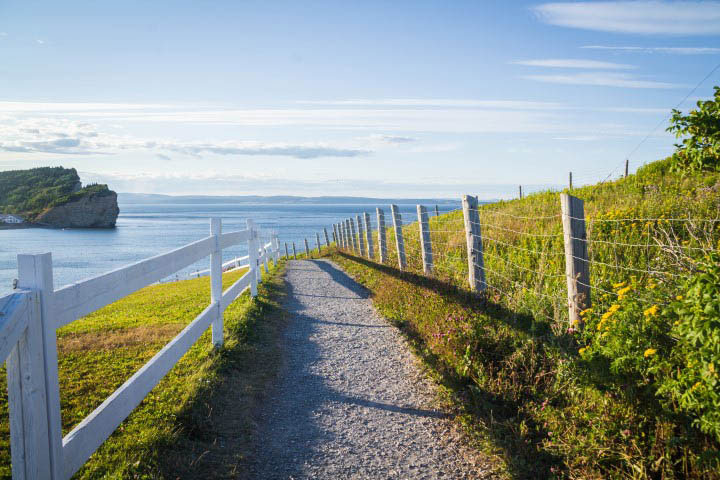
[417,205,433,274]
[377,207,387,263]
[210,218,223,347]
[390,204,407,270]
[304,238,310,258]
[342,221,349,250]
[12,253,62,479]
[284,242,289,260]
[561,193,591,326]
[292,242,297,260]
[247,219,258,297]
[349,218,359,254]
[435,205,439,217]
[316,232,322,255]
[462,195,486,293]
[363,212,374,259]
[356,215,366,257]
[324,227,330,247]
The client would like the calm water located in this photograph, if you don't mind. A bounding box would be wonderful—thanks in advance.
[0,202,459,296]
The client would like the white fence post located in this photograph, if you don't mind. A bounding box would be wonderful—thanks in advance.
[363,212,374,259]
[376,208,387,263]
[247,219,258,297]
[263,242,270,274]
[417,205,433,274]
[462,195,486,293]
[323,227,330,247]
[10,253,62,479]
[390,204,407,270]
[561,193,591,326]
[210,218,223,347]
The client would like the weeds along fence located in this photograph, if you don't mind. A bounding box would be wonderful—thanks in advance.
[302,194,718,334]
[0,218,282,479]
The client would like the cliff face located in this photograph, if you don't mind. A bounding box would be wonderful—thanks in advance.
[35,191,120,228]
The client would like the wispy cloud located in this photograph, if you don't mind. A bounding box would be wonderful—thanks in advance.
[512,58,635,69]
[35,39,45,45]
[522,72,685,89]
[366,134,417,144]
[0,32,7,37]
[581,45,720,55]
[296,99,565,109]
[534,1,720,35]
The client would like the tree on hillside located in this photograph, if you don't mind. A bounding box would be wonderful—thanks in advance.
[667,85,720,173]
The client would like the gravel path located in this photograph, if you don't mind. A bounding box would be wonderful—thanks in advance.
[248,260,491,479]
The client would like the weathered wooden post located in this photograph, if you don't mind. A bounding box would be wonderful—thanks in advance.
[349,218,358,254]
[561,193,590,326]
[569,171,573,190]
[247,219,258,296]
[11,253,63,479]
[356,215,366,257]
[341,222,348,249]
[210,218,223,347]
[519,185,523,199]
[324,227,330,247]
[316,232,322,255]
[285,242,289,260]
[304,238,310,258]
[417,205,433,274]
[462,195,486,293]
[625,159,629,178]
[292,242,297,260]
[390,204,407,270]
[435,205,439,217]
[376,207,387,263]
[363,212,374,259]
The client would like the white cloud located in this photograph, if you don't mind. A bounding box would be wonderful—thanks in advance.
[296,99,565,109]
[581,45,720,54]
[534,1,720,35]
[366,134,417,144]
[35,39,45,45]
[522,72,685,89]
[512,59,635,69]
[0,32,7,37]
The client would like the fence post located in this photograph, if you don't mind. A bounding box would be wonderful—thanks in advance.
[435,205,439,217]
[363,212,374,259]
[332,224,339,245]
[349,218,359,254]
[376,208,387,263]
[462,195,486,293]
[11,253,62,479]
[323,227,330,247]
[210,218,223,347]
[390,204,406,270]
[304,238,310,258]
[417,205,433,274]
[356,215,366,257]
[316,232,322,255]
[569,171,573,190]
[263,242,270,274]
[273,233,280,263]
[338,223,345,249]
[285,242,289,260]
[247,219,258,297]
[343,220,350,250]
[293,242,297,260]
[561,193,591,326]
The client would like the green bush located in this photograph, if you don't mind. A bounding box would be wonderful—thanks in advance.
[667,86,720,173]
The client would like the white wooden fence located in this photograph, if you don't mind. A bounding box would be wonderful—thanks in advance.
[0,218,281,479]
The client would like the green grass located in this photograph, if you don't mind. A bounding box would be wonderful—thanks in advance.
[329,157,720,479]
[0,261,286,479]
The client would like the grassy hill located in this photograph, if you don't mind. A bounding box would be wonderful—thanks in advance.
[0,167,113,220]
[329,156,720,479]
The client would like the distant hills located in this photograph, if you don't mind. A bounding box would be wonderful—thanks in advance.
[118,193,463,205]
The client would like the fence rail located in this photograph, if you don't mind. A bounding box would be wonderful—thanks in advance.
[0,218,282,479]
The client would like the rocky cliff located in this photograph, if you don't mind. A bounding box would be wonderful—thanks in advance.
[35,191,120,228]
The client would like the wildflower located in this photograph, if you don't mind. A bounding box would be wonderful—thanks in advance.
[644,348,657,358]
[709,363,715,374]
[676,295,683,301]
[580,307,593,316]
[643,305,659,317]
[617,285,632,299]
[612,281,627,289]
[691,381,702,391]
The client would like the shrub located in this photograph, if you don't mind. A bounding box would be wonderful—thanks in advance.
[667,86,720,173]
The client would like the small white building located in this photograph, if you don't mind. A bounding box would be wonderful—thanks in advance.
[0,214,24,224]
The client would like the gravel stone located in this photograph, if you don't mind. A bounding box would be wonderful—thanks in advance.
[247,260,492,479]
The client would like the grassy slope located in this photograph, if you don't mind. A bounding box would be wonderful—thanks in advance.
[329,158,720,479]
[0,261,286,479]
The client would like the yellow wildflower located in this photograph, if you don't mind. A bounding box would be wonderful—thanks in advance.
[676,295,683,301]
[612,281,627,289]
[691,381,702,391]
[580,307,593,316]
[579,347,587,355]
[643,305,659,317]
[709,363,715,374]
[644,348,657,358]
[617,286,632,299]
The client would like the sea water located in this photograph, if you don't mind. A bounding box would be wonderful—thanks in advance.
[0,202,459,296]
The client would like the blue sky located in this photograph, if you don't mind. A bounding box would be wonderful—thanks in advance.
[1,0,719,198]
